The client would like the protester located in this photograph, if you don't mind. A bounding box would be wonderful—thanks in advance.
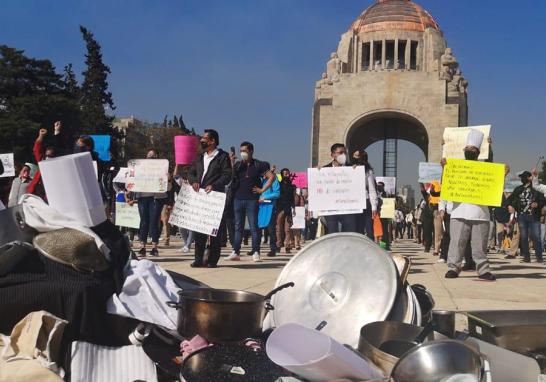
[258,165,280,257]
[506,170,545,263]
[394,208,404,240]
[438,200,453,263]
[405,210,414,239]
[351,149,378,240]
[27,122,62,199]
[7,164,32,207]
[292,187,305,250]
[185,130,232,267]
[419,184,435,253]
[429,181,443,256]
[173,165,195,253]
[228,141,274,262]
[376,181,391,250]
[414,203,423,244]
[276,168,296,254]
[160,173,177,247]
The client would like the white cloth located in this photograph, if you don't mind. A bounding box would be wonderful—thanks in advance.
[532,177,546,195]
[449,202,489,221]
[20,194,111,259]
[466,128,484,148]
[201,149,219,183]
[107,259,180,330]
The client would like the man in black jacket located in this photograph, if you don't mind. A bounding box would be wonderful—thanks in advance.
[506,171,545,263]
[188,129,233,267]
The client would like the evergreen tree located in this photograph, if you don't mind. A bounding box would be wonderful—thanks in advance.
[179,114,187,132]
[62,63,79,99]
[173,115,180,128]
[79,26,115,135]
[168,119,173,128]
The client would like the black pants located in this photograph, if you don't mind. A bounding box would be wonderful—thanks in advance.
[194,219,225,266]
[381,218,391,250]
[422,217,434,251]
[306,218,318,240]
[440,214,451,261]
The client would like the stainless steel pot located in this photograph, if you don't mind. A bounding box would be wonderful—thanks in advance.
[167,283,294,343]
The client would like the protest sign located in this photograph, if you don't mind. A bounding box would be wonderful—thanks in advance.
[113,167,129,183]
[169,183,227,236]
[0,153,15,178]
[376,176,396,196]
[292,206,306,229]
[90,135,111,161]
[442,125,491,160]
[115,202,141,229]
[441,158,505,207]
[174,136,199,165]
[418,162,443,183]
[293,172,308,189]
[504,179,520,193]
[307,166,367,212]
[381,198,396,219]
[126,159,169,193]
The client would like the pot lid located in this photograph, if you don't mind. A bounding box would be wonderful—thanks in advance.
[270,233,398,347]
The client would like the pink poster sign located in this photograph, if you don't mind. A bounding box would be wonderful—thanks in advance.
[174,136,199,165]
[293,172,308,188]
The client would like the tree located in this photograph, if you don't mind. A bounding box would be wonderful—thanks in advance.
[173,115,180,128]
[162,115,168,128]
[540,160,546,184]
[179,114,188,133]
[79,26,115,135]
[62,64,79,99]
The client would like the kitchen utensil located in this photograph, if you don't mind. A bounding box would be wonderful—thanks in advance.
[379,322,434,358]
[412,284,434,325]
[391,254,411,285]
[432,310,456,338]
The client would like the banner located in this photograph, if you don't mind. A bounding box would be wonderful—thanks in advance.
[441,158,505,207]
[418,162,443,183]
[0,153,15,178]
[174,136,199,165]
[90,135,111,161]
[126,159,169,193]
[381,198,396,219]
[292,172,308,189]
[442,125,491,160]
[292,206,306,229]
[376,176,396,196]
[307,166,367,212]
[115,202,141,229]
[169,183,227,236]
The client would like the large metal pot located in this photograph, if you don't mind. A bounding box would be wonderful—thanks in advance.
[167,283,294,343]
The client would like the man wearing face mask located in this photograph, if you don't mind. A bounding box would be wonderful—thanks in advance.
[228,141,274,262]
[506,171,545,263]
[322,143,357,234]
[27,122,62,200]
[445,129,497,280]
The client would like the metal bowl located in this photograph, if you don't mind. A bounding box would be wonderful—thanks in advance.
[391,340,484,382]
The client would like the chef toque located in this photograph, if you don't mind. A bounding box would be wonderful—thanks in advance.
[466,129,484,150]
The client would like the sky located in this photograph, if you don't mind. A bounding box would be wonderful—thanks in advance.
[2,0,546,192]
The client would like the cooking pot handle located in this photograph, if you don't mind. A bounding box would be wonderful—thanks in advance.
[263,282,295,301]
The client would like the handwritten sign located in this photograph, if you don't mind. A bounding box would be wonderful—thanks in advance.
[292,172,308,189]
[0,153,15,178]
[441,158,505,207]
[292,206,306,229]
[381,198,396,219]
[442,125,491,160]
[307,167,366,212]
[169,183,227,236]
[418,162,443,183]
[115,202,141,229]
[376,176,396,196]
[113,167,129,183]
[126,159,169,193]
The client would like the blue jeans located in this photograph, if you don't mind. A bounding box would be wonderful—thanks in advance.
[138,197,165,244]
[518,214,543,261]
[234,199,260,254]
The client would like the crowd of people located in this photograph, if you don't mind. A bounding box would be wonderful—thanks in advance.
[2,123,546,282]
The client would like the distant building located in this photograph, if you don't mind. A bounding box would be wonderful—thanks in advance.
[113,116,143,159]
[400,185,415,209]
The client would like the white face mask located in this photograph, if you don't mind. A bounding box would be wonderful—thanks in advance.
[336,153,347,165]
[240,152,249,161]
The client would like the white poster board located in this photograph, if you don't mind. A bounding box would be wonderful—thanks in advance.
[442,125,491,160]
[113,167,129,183]
[0,153,15,178]
[418,162,443,183]
[169,183,227,236]
[126,159,169,193]
[115,202,141,229]
[381,198,396,219]
[292,206,306,229]
[376,176,396,196]
[307,167,367,212]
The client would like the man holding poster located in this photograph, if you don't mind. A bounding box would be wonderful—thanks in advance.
[187,129,232,268]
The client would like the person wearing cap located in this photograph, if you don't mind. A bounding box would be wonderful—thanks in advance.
[506,170,545,263]
[8,164,32,207]
[444,129,497,281]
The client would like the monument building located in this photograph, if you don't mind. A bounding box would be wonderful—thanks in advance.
[311,0,468,176]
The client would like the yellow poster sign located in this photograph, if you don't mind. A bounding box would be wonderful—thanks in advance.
[381,198,396,219]
[441,159,505,207]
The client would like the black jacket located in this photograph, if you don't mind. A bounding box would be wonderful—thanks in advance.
[188,149,232,192]
[506,185,546,220]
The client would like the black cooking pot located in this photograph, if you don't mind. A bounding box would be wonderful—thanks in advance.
[167,283,294,343]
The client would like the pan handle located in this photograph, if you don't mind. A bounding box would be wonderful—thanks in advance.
[263,282,295,301]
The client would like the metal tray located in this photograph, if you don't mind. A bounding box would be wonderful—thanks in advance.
[466,310,546,354]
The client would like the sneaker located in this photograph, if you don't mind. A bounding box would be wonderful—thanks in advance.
[266,251,276,257]
[478,272,496,281]
[520,258,531,263]
[150,248,159,257]
[226,251,241,261]
[182,246,190,253]
[437,258,446,263]
[252,252,262,262]
[445,270,459,279]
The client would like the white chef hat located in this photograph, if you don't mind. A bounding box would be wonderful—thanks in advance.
[466,129,484,150]
[39,152,106,227]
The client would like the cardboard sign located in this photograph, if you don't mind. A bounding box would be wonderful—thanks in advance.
[113,167,129,184]
[126,159,169,193]
[376,176,396,196]
[307,167,367,212]
[381,198,396,219]
[418,162,443,183]
[441,158,505,207]
[90,135,111,161]
[442,125,491,160]
[174,136,199,165]
[0,153,15,178]
[293,172,308,189]
[169,183,227,236]
[115,202,141,229]
[292,206,306,229]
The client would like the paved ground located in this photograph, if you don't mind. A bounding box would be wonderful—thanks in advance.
[143,236,546,328]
